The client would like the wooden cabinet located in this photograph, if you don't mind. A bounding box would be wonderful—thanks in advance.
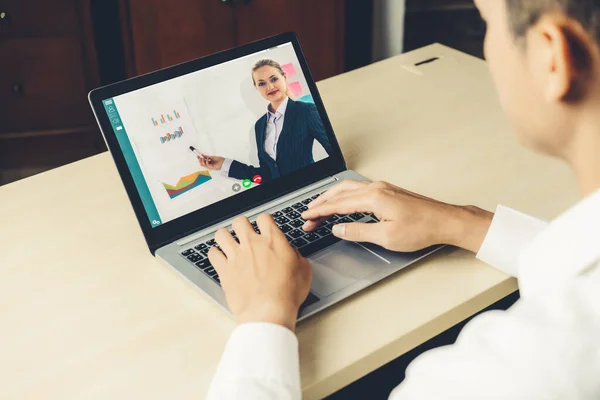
[0,0,347,185]
[0,38,91,133]
[121,0,345,81]
[235,0,345,81]
[124,0,236,76]
[0,0,103,174]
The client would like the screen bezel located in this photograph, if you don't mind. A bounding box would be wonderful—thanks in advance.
[89,32,346,254]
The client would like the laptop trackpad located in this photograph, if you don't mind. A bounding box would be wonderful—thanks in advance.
[309,241,389,297]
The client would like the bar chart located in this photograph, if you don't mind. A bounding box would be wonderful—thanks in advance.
[152,110,181,126]
[159,127,184,144]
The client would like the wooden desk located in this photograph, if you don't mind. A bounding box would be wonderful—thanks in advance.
[0,44,580,399]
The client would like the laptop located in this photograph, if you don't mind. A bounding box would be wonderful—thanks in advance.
[89,32,442,321]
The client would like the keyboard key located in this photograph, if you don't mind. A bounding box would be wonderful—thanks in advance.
[285,211,301,220]
[291,238,309,248]
[233,236,240,243]
[182,249,195,256]
[229,230,235,236]
[285,234,294,242]
[213,275,221,284]
[324,223,334,231]
[311,194,320,199]
[200,248,210,256]
[292,202,304,209]
[254,227,261,234]
[349,213,365,221]
[275,216,290,225]
[205,267,217,277]
[187,253,203,262]
[289,229,304,239]
[195,259,212,270]
[297,233,341,258]
[282,207,293,213]
[338,217,353,224]
[327,215,339,223]
[272,211,283,218]
[315,227,331,237]
[194,243,208,251]
[370,213,380,222]
[367,219,377,224]
[298,205,308,213]
[289,219,304,228]
[302,198,312,205]
[303,232,320,242]
[207,239,216,246]
[251,221,258,227]
[279,224,292,234]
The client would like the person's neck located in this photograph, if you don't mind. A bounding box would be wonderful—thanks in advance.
[564,108,600,197]
[269,97,286,113]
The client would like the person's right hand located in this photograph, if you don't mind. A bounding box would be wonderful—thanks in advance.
[198,154,225,171]
[301,180,494,253]
[208,215,312,333]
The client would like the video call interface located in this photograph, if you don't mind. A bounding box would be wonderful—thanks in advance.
[103,43,331,228]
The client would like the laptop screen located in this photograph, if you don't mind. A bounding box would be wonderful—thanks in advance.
[101,43,331,228]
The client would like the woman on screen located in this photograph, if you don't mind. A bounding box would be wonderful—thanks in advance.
[197,59,332,182]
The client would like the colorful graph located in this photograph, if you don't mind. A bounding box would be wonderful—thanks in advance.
[160,127,184,144]
[162,171,212,199]
[152,110,181,126]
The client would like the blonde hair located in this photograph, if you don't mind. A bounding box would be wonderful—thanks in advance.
[251,59,293,99]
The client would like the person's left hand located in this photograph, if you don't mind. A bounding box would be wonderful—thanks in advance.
[208,214,312,332]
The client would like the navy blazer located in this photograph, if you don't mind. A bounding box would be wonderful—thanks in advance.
[229,99,333,181]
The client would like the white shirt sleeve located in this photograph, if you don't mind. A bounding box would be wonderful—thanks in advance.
[390,262,600,400]
[220,158,234,178]
[206,205,555,400]
[207,323,301,400]
[476,205,548,277]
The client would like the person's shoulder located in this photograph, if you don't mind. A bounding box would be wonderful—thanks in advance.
[290,99,317,114]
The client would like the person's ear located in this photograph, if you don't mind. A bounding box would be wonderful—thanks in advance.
[528,15,591,102]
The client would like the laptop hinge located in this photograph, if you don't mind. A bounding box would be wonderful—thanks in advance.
[175,176,337,247]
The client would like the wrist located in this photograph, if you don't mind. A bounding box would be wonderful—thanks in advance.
[236,303,298,333]
[441,205,494,253]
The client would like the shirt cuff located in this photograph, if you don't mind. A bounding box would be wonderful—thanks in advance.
[209,322,300,390]
[221,158,234,177]
[476,205,548,278]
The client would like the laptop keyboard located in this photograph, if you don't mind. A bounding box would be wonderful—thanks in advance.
[179,192,380,311]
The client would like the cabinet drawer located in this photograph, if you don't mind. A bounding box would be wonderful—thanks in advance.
[0,0,79,38]
[0,38,92,134]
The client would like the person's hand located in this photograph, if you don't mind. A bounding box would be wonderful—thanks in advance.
[208,215,312,332]
[198,154,225,171]
[302,180,494,253]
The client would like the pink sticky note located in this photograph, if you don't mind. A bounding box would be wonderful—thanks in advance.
[288,81,302,97]
[282,62,297,77]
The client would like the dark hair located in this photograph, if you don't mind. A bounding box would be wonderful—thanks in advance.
[506,0,600,45]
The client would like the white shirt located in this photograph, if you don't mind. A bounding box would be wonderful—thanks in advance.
[221,97,289,176]
[207,189,600,399]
